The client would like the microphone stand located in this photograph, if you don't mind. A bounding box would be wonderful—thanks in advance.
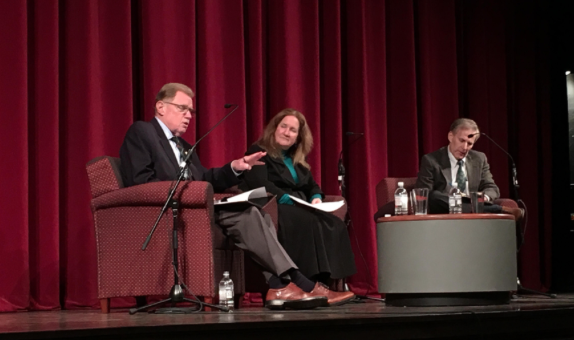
[129,160,227,314]
[129,104,240,314]
[338,132,364,203]
[338,151,346,200]
[339,133,384,303]
[480,133,556,299]
[479,133,529,247]
[338,133,364,222]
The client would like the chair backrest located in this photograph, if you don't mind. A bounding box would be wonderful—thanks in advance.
[375,177,418,209]
[86,156,124,199]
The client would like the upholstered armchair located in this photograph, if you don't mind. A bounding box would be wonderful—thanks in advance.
[86,156,245,313]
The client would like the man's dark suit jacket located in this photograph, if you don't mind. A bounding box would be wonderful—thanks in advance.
[239,144,323,201]
[415,146,500,200]
[119,118,239,192]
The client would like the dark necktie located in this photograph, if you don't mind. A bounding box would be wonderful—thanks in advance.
[456,159,467,192]
[170,137,191,180]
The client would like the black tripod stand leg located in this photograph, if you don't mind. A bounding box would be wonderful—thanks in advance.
[517,285,557,298]
[354,294,385,303]
[183,297,229,312]
[129,297,173,315]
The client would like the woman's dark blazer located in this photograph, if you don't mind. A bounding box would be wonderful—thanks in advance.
[240,144,323,201]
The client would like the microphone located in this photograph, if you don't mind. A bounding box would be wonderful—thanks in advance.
[478,132,520,199]
[338,131,365,197]
[339,132,363,177]
[338,155,345,177]
[339,131,365,177]
[337,150,346,198]
[182,104,239,163]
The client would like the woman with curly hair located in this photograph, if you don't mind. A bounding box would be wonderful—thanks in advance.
[240,108,356,306]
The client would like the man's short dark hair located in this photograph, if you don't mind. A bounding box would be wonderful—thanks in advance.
[450,118,479,134]
[155,83,194,103]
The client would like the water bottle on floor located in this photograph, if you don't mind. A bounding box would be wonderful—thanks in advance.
[394,182,408,215]
[449,183,462,214]
[219,271,234,310]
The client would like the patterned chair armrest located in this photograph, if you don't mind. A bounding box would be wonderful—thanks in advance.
[91,181,213,210]
[494,198,518,209]
[324,195,347,222]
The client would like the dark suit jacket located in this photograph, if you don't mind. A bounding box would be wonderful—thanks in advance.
[415,146,500,200]
[239,144,323,201]
[119,118,239,192]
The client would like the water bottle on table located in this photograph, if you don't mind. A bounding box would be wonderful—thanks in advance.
[449,182,462,214]
[394,182,408,215]
[219,271,234,310]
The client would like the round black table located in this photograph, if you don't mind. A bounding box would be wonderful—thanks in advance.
[376,214,517,306]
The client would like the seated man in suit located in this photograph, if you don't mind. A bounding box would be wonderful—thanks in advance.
[415,118,523,220]
[119,82,331,309]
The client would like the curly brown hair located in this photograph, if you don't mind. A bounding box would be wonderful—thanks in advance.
[257,108,313,169]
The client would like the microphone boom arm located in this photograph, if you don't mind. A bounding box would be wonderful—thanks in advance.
[479,132,520,200]
[183,104,239,163]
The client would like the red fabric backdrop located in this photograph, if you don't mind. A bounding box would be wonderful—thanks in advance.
[0,0,556,311]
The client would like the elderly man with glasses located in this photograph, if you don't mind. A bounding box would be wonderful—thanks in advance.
[119,83,330,310]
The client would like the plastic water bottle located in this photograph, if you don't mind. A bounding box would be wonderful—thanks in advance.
[449,183,462,214]
[219,271,234,310]
[394,182,408,215]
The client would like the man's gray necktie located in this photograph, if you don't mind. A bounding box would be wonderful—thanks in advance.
[456,159,467,192]
[170,137,191,180]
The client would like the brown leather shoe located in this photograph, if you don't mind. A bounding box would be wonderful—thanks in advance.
[265,283,328,310]
[308,282,355,306]
[501,206,525,222]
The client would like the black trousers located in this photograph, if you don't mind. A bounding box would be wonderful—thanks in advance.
[276,205,357,280]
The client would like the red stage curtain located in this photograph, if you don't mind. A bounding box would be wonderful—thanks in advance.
[0,0,554,311]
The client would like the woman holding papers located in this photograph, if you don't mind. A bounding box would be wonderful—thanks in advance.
[240,108,356,298]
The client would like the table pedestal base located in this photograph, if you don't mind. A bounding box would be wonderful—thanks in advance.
[385,292,511,307]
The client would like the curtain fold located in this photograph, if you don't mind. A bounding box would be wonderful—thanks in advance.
[342,0,388,292]
[416,0,459,154]
[28,0,60,311]
[60,0,135,309]
[1,0,29,312]
[0,0,556,311]
[318,0,343,196]
[196,0,248,165]
[386,0,419,176]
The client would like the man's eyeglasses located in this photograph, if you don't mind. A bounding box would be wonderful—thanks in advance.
[163,101,196,115]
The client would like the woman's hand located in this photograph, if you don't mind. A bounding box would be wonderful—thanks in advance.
[231,151,266,171]
[311,198,322,205]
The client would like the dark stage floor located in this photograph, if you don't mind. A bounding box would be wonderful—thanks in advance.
[3,295,574,340]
